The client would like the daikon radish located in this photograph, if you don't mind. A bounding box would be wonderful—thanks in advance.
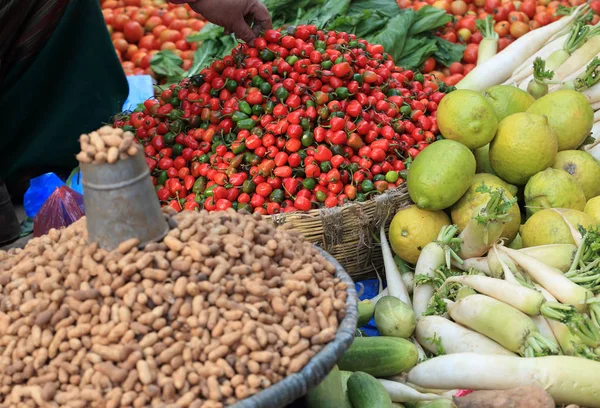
[442,275,545,315]
[407,353,600,407]
[519,244,577,272]
[551,208,583,247]
[415,316,516,356]
[554,33,600,81]
[449,294,559,356]
[487,244,534,288]
[509,34,568,83]
[381,225,412,306]
[595,110,600,122]
[379,379,449,403]
[532,315,558,346]
[524,57,555,99]
[537,285,588,356]
[456,4,587,91]
[452,257,490,275]
[475,16,498,65]
[413,226,461,318]
[499,246,592,311]
[546,21,590,70]
[555,56,600,92]
[457,185,516,259]
[582,80,600,103]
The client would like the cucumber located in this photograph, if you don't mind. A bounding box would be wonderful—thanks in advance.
[347,371,392,408]
[340,370,353,408]
[357,299,375,328]
[306,365,349,408]
[338,336,418,377]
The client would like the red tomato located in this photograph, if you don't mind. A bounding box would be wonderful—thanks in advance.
[123,21,144,43]
[510,21,530,38]
[462,43,479,64]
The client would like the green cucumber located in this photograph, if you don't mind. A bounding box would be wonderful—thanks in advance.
[338,336,418,377]
[357,299,375,327]
[340,370,353,408]
[347,371,392,408]
[305,365,349,408]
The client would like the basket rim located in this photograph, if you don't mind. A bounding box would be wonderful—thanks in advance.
[230,246,358,408]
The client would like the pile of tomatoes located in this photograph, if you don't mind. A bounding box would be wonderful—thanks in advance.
[114,26,453,214]
[396,0,600,84]
[100,0,206,77]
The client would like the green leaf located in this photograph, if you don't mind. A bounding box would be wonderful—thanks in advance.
[409,6,453,36]
[346,0,401,17]
[187,23,225,42]
[300,0,351,28]
[150,50,185,83]
[395,37,438,70]
[364,13,414,62]
[432,36,466,67]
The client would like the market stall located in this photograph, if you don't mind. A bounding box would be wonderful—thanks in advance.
[3,0,600,406]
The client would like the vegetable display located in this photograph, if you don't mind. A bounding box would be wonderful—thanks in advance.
[114,25,454,214]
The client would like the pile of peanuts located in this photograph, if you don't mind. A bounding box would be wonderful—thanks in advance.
[0,209,347,408]
[76,126,139,165]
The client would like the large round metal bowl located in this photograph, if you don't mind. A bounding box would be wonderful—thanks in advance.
[231,246,358,408]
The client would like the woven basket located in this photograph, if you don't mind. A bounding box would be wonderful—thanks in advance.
[231,247,358,408]
[265,184,412,281]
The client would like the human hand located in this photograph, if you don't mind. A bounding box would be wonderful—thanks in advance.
[188,0,272,45]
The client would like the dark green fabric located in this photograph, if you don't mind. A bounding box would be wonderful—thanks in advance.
[0,0,129,181]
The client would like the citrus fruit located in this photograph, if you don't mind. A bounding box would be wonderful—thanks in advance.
[473,144,496,175]
[471,173,518,197]
[407,140,476,211]
[489,112,557,185]
[521,208,597,247]
[584,196,600,223]
[524,168,586,217]
[526,90,594,151]
[552,150,600,200]
[389,205,451,264]
[437,89,499,149]
[451,177,521,243]
[483,85,535,122]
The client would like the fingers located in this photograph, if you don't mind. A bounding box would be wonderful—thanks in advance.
[232,18,257,45]
[248,0,272,31]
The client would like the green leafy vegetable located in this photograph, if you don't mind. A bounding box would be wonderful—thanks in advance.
[396,37,439,72]
[425,333,446,355]
[432,36,466,67]
[365,13,414,63]
[409,6,453,36]
[150,50,185,84]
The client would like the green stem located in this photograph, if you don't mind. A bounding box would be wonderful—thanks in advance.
[524,333,560,357]
[540,302,578,321]
[574,56,600,91]
[564,22,590,54]
[569,232,587,272]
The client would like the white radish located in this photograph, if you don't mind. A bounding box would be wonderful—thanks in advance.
[551,208,583,247]
[452,257,490,275]
[379,379,450,403]
[554,35,600,81]
[487,244,520,283]
[457,186,515,259]
[407,353,600,407]
[456,5,586,91]
[509,34,568,82]
[449,294,558,356]
[595,110,600,122]
[519,244,577,272]
[591,100,600,110]
[415,316,516,356]
[531,315,558,346]
[476,16,498,65]
[413,226,459,318]
[411,336,428,362]
[443,275,545,315]
[582,81,600,104]
[499,246,592,311]
[381,226,412,307]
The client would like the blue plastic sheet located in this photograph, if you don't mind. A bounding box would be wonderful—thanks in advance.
[355,279,382,337]
[66,167,83,195]
[23,173,65,218]
[122,75,154,112]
